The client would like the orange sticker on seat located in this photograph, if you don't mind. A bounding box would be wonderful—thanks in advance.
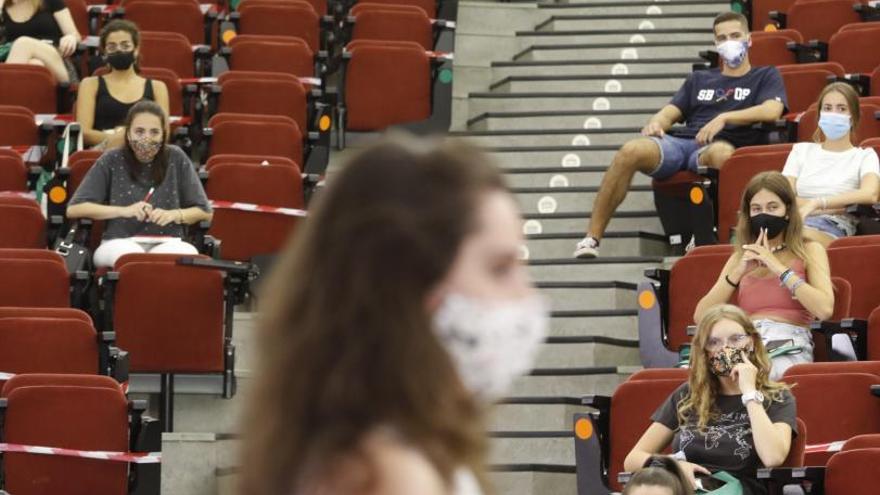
[575,418,593,440]
[638,290,656,310]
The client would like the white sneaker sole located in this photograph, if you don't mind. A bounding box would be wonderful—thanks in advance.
[573,245,599,259]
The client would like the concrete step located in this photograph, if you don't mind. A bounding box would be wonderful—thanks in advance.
[534,334,641,367]
[490,74,686,93]
[538,12,719,31]
[163,433,239,495]
[489,432,574,465]
[491,147,621,168]
[522,209,664,235]
[491,58,701,78]
[470,109,655,131]
[525,231,672,259]
[502,166,652,188]
[512,185,654,214]
[517,29,711,45]
[537,280,637,312]
[492,397,585,431]
[536,0,728,16]
[490,466,577,495]
[468,91,672,114]
[460,129,636,148]
[514,42,709,62]
[527,256,665,283]
[548,309,639,339]
[511,365,632,396]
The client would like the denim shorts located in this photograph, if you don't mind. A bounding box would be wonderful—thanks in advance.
[753,319,814,381]
[647,135,706,180]
[804,215,849,239]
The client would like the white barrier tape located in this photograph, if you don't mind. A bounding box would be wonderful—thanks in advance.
[0,372,15,380]
[0,443,161,464]
[190,76,321,86]
[804,441,845,454]
[210,200,307,217]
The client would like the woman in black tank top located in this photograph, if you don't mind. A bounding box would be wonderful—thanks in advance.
[75,20,169,148]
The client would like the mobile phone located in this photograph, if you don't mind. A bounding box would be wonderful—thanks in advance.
[696,474,727,491]
[765,339,794,353]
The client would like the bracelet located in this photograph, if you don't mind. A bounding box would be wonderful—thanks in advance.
[177,209,184,224]
[789,278,806,294]
[725,275,740,289]
[779,269,794,284]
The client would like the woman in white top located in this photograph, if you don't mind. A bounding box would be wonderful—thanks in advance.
[238,137,549,495]
[782,82,880,247]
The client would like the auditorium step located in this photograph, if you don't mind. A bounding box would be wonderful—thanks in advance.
[536,0,728,16]
[522,209,664,234]
[525,231,672,259]
[489,431,574,465]
[491,58,701,78]
[489,73,687,93]
[537,12,719,31]
[490,147,621,166]
[549,309,639,339]
[510,365,634,397]
[503,166,653,188]
[490,465,577,495]
[528,256,667,283]
[512,184,654,213]
[538,280,638,312]
[467,91,673,114]
[514,41,710,62]
[469,109,657,131]
[516,28,711,45]
[492,397,586,431]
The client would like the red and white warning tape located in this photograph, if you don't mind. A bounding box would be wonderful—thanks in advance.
[0,443,160,464]
[210,200,307,217]
[0,372,15,380]
[804,441,845,454]
[0,191,36,200]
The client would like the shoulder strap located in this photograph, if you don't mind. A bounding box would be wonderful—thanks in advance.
[97,75,108,95]
[144,78,155,100]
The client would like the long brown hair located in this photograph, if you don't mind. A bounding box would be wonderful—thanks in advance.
[239,135,507,495]
[122,100,168,185]
[99,19,141,73]
[678,304,789,430]
[812,82,861,143]
[734,171,809,263]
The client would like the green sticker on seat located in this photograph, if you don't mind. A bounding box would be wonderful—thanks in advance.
[731,1,743,13]
[439,69,453,84]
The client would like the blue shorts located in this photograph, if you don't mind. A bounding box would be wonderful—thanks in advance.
[648,135,707,180]
[804,215,848,239]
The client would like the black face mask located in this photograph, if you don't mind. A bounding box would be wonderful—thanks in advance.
[750,213,789,239]
[106,51,135,71]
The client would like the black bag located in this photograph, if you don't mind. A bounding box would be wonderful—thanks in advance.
[54,226,92,274]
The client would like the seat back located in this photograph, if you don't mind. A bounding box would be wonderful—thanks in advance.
[1,373,119,398]
[685,244,735,257]
[351,6,434,50]
[114,260,225,372]
[68,150,103,195]
[238,2,320,52]
[785,417,808,468]
[3,384,129,495]
[0,105,38,147]
[0,203,46,249]
[666,252,731,351]
[869,306,880,361]
[217,71,308,132]
[0,317,99,389]
[828,245,880,318]
[841,433,880,451]
[125,1,205,45]
[717,151,790,243]
[0,65,57,114]
[608,378,684,491]
[0,250,69,307]
[828,234,880,249]
[751,0,797,31]
[209,114,304,164]
[345,41,431,131]
[873,65,880,100]
[780,64,844,115]
[65,0,89,38]
[238,0,327,16]
[229,37,315,77]
[140,67,185,116]
[204,153,300,170]
[139,31,196,79]
[828,23,880,73]
[782,373,880,465]
[787,0,861,44]
[784,360,880,379]
[357,0,437,17]
[749,33,798,67]
[626,368,689,381]
[206,163,305,261]
[0,147,28,191]
[825,448,880,495]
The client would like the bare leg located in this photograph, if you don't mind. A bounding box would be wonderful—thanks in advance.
[7,36,69,83]
[699,141,735,169]
[587,137,661,239]
[802,227,835,248]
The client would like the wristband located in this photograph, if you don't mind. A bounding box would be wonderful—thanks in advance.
[779,269,794,284]
[789,278,806,294]
[725,275,740,289]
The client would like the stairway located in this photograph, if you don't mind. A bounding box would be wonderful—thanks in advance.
[453,0,727,493]
[151,1,729,493]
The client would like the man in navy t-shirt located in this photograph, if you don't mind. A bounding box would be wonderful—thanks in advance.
[574,11,788,258]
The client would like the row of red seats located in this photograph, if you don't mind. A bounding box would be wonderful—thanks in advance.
[576,362,880,494]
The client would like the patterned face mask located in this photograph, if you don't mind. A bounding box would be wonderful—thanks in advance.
[432,293,549,401]
[708,345,748,377]
[128,135,162,163]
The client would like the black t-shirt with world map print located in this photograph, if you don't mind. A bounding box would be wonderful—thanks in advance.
[651,383,797,495]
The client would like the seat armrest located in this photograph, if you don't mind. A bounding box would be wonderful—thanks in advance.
[768,10,787,28]
[644,268,670,283]
[787,40,827,63]
[854,2,880,21]
[810,319,868,361]
[757,466,825,484]
[872,384,880,397]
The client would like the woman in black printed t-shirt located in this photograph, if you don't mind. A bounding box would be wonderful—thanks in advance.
[624,304,797,495]
[1,0,81,82]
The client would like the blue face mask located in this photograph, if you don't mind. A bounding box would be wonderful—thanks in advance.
[818,111,851,141]
[716,39,749,68]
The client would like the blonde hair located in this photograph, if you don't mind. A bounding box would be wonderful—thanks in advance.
[812,82,861,144]
[677,304,789,430]
[734,171,810,264]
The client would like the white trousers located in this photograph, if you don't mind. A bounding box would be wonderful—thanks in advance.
[93,237,199,268]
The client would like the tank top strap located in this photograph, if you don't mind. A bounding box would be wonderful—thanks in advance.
[143,78,155,100]
[97,75,109,97]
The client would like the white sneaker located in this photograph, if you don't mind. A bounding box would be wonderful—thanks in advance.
[684,235,696,253]
[573,236,600,259]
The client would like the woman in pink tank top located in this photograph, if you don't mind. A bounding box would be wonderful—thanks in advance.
[695,172,835,380]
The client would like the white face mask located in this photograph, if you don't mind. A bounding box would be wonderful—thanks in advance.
[716,39,749,68]
[432,293,549,401]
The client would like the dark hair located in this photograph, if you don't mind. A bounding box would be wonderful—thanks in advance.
[713,11,749,33]
[122,100,168,185]
[813,82,861,143]
[238,135,508,495]
[621,456,694,495]
[99,20,141,72]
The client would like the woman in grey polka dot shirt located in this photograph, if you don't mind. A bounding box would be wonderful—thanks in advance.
[67,100,212,267]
